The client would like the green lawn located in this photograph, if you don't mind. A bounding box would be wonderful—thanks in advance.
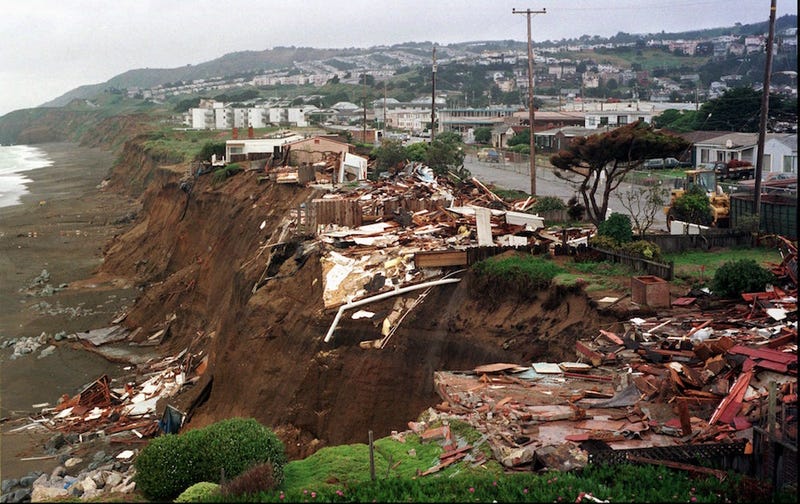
[665,245,782,287]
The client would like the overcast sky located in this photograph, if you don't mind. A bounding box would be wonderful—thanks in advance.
[0,0,795,116]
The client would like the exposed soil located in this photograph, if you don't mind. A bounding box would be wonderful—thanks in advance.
[89,142,621,460]
[1,132,630,473]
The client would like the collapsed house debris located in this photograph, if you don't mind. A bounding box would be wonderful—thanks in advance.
[13,347,205,448]
[279,161,594,342]
[10,140,794,495]
[407,278,797,477]
[247,156,796,484]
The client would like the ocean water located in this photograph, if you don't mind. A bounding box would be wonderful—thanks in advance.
[0,145,53,208]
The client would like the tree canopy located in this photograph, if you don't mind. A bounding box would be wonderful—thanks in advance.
[659,87,800,133]
[370,133,465,177]
[426,132,465,175]
[549,121,689,226]
[474,127,492,144]
[371,139,407,173]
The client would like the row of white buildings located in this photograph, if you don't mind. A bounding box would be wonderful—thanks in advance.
[185,97,664,134]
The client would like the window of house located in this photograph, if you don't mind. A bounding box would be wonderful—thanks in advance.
[700,149,709,163]
[762,154,771,171]
[617,115,627,124]
[782,154,797,173]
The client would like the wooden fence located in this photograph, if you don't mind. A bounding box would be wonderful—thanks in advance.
[414,245,547,269]
[310,199,362,229]
[642,231,752,253]
[589,246,675,280]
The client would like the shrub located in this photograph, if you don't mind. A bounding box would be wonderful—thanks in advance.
[222,462,277,498]
[588,234,619,250]
[196,141,226,162]
[532,196,566,213]
[711,259,775,298]
[620,240,663,261]
[174,482,220,502]
[597,213,633,244]
[135,418,286,501]
[734,213,760,234]
[672,185,713,225]
[472,254,563,300]
[211,163,242,184]
[566,196,585,221]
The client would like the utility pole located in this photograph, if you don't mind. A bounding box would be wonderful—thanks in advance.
[513,7,546,196]
[362,72,367,144]
[431,45,437,142]
[383,80,387,133]
[754,0,776,220]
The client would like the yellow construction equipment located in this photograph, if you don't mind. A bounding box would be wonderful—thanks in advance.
[664,168,730,229]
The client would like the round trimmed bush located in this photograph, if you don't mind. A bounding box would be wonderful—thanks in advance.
[597,212,633,244]
[135,418,286,501]
[174,482,220,502]
[711,259,775,298]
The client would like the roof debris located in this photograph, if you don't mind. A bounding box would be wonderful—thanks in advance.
[301,162,591,314]
[414,277,797,472]
[28,348,205,442]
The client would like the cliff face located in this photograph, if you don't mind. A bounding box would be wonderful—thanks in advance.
[48,114,612,460]
[96,146,608,460]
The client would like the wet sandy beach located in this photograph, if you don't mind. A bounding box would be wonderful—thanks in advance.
[0,142,141,480]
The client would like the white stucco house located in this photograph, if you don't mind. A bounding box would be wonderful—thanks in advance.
[763,133,798,174]
[584,110,653,129]
[692,132,797,176]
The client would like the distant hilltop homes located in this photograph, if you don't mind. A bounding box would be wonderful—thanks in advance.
[117,23,796,135]
[125,23,796,111]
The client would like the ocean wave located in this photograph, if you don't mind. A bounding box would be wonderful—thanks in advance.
[0,145,53,208]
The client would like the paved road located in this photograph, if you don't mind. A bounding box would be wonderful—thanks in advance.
[463,154,668,229]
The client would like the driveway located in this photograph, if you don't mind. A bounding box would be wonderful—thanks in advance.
[463,154,668,230]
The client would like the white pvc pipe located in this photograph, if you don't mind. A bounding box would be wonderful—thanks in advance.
[323,277,461,343]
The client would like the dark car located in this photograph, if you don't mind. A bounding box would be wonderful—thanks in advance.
[643,158,665,169]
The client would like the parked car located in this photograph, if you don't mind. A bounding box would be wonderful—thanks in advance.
[477,148,500,163]
[736,171,797,190]
[644,157,691,169]
[664,157,692,169]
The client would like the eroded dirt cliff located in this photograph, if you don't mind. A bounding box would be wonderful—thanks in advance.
[96,138,616,460]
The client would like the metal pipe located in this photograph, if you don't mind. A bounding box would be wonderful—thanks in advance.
[323,277,461,343]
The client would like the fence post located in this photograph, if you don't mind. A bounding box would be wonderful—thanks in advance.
[368,430,375,481]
